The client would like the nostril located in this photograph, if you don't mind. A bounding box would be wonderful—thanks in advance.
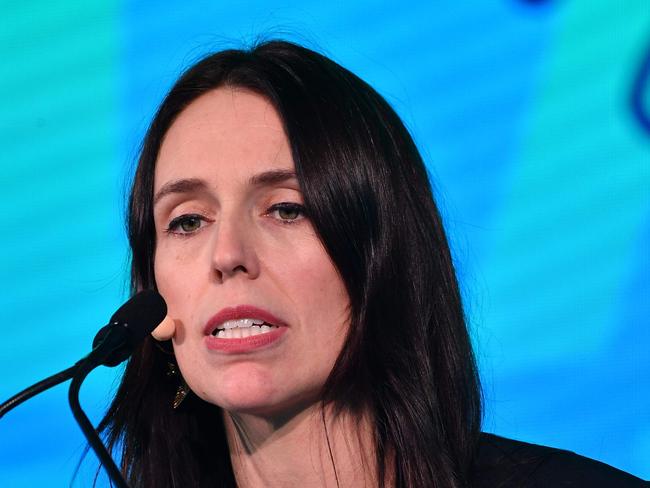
[213,264,248,282]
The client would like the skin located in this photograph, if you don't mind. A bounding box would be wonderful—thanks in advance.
[151,87,374,486]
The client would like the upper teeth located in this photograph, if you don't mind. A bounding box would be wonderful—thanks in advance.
[218,318,266,330]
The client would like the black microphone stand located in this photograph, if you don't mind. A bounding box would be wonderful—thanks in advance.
[69,354,129,488]
[0,327,131,488]
[1,290,165,488]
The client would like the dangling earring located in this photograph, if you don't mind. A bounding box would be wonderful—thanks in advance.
[173,378,191,410]
[166,361,190,409]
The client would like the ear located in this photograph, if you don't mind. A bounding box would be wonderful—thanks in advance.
[151,315,176,341]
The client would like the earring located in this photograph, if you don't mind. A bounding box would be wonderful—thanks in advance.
[166,361,190,409]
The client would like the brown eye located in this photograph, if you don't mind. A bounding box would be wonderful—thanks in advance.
[278,206,300,220]
[269,203,305,222]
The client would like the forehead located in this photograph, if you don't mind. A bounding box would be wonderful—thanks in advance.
[154,87,292,188]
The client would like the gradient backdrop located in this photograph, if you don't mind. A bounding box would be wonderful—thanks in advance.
[1,1,648,485]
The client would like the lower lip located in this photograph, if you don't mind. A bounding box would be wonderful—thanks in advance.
[204,327,287,353]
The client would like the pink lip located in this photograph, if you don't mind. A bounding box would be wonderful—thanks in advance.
[203,305,288,354]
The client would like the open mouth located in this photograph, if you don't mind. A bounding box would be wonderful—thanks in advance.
[211,318,281,339]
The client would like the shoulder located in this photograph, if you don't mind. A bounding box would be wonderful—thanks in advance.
[470,432,648,488]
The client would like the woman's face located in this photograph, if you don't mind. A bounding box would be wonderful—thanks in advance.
[152,87,350,418]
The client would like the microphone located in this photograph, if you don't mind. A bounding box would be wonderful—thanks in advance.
[0,290,167,488]
[90,289,167,367]
[0,290,167,418]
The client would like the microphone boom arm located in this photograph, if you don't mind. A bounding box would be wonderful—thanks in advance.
[0,290,165,487]
[0,363,79,419]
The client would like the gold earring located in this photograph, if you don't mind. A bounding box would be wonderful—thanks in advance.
[166,362,190,409]
[173,380,190,409]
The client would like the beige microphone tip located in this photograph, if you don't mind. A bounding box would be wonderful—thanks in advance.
[151,315,176,341]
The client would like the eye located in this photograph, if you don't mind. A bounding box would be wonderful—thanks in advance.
[267,203,306,223]
[166,214,208,235]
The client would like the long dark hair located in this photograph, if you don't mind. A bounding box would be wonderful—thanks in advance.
[98,40,482,488]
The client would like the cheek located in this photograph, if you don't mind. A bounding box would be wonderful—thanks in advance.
[304,257,348,320]
[282,248,350,340]
[154,247,199,343]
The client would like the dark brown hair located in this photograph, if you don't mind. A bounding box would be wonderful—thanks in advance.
[98,39,482,487]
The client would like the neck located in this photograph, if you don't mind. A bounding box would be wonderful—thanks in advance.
[224,404,377,488]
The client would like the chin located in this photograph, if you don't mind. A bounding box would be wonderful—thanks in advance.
[199,364,281,414]
[201,371,320,421]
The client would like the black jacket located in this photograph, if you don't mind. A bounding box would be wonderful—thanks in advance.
[471,433,648,487]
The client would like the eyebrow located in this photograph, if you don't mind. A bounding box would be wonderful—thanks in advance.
[249,169,297,186]
[153,178,208,206]
[153,170,298,206]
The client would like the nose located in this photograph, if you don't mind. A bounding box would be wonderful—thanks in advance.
[210,214,260,282]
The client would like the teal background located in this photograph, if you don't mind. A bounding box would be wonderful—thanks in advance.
[1,1,648,485]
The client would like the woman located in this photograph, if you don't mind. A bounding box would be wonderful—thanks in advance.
[99,40,645,487]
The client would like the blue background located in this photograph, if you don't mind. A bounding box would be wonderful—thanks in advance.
[1,1,648,485]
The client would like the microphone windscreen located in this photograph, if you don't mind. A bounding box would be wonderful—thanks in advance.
[109,290,168,347]
[92,291,168,366]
